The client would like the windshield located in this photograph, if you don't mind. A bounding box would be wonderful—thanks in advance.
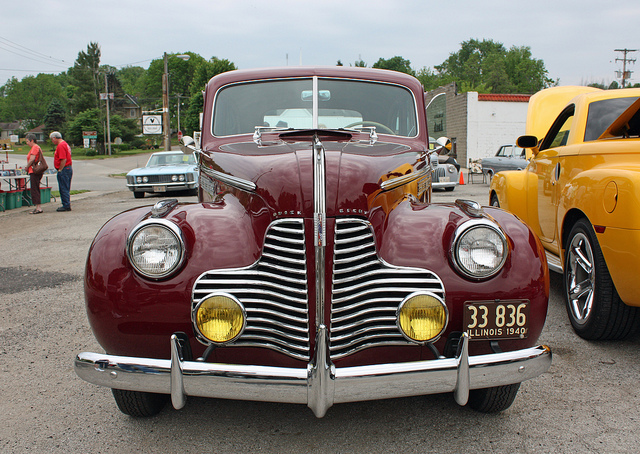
[212,77,417,137]
[147,153,196,167]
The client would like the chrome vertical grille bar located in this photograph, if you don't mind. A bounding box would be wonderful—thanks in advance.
[313,135,327,329]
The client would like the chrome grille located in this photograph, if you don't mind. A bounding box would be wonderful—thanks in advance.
[330,219,446,360]
[192,219,310,361]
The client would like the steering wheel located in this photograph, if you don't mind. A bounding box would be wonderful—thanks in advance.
[344,121,395,135]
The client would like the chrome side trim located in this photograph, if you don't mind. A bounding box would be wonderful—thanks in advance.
[200,165,257,192]
[380,166,429,191]
[75,334,551,418]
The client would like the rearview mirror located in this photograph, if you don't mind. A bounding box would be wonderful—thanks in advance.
[180,135,198,155]
[516,135,538,148]
[516,135,540,158]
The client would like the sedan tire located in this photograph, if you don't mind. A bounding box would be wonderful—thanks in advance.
[112,389,169,417]
[467,383,520,413]
[563,219,639,340]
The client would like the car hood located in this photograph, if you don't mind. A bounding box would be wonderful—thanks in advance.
[203,133,426,217]
[127,164,197,176]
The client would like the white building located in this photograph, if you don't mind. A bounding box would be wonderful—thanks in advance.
[425,83,531,166]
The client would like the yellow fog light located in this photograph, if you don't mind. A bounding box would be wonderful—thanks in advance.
[397,293,448,343]
[194,294,246,344]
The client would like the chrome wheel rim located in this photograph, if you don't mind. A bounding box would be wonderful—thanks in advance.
[566,232,595,325]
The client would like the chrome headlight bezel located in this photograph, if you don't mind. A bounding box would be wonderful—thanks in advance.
[451,219,509,280]
[126,219,185,279]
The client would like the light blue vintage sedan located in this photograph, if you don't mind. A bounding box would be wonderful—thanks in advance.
[126,151,198,198]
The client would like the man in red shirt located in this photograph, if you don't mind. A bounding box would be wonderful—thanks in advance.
[50,131,73,211]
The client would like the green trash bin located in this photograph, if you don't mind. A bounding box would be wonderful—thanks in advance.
[22,189,32,206]
[5,190,22,210]
[0,191,5,211]
[40,187,52,204]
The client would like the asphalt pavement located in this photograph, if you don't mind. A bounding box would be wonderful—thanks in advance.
[2,157,640,453]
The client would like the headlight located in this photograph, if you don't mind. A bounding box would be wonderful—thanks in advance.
[179,174,185,182]
[172,175,178,182]
[452,220,508,279]
[397,292,448,343]
[194,293,246,344]
[127,220,185,279]
[142,176,148,183]
[136,176,142,183]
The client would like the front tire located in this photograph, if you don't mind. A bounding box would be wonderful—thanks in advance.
[467,383,520,413]
[112,389,169,417]
[490,193,500,207]
[564,219,639,340]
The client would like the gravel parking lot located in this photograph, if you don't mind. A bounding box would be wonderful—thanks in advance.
[1,175,639,453]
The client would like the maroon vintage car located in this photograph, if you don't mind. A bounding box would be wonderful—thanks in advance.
[75,67,551,418]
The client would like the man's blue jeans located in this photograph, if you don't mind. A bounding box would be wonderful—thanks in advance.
[57,166,73,209]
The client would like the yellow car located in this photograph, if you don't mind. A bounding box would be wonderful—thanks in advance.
[490,87,640,340]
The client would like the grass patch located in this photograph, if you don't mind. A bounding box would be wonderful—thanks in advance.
[52,189,90,197]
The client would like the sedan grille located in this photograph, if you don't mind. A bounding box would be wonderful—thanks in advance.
[191,218,446,362]
[330,219,446,360]
[192,219,310,361]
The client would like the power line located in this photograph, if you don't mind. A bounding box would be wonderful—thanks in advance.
[0,36,69,69]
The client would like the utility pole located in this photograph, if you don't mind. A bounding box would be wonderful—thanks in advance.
[104,73,112,156]
[162,52,171,151]
[615,48,637,88]
[162,52,190,151]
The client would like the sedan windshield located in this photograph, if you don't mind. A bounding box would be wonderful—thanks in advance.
[212,77,417,137]
[147,153,196,167]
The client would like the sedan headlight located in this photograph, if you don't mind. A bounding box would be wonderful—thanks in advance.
[136,176,142,183]
[127,220,185,279]
[171,175,178,182]
[452,220,508,279]
[142,176,149,183]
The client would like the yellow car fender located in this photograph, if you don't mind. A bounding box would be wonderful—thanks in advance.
[557,165,640,306]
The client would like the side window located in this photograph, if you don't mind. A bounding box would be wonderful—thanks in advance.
[540,106,574,151]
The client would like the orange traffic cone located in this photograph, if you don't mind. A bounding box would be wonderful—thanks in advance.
[459,171,465,185]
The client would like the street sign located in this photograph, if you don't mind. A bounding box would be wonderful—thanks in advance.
[143,115,163,135]
[100,93,114,100]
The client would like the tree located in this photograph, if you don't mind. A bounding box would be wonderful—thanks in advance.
[117,66,147,97]
[183,57,237,135]
[67,108,102,146]
[43,99,66,136]
[67,42,102,115]
[434,39,554,94]
[0,74,65,126]
[372,56,414,75]
[108,114,139,143]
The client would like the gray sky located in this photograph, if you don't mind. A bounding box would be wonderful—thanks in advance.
[2,0,639,89]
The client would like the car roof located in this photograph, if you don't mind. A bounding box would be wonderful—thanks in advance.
[206,66,425,94]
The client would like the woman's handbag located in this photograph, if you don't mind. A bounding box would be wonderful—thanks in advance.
[32,150,48,175]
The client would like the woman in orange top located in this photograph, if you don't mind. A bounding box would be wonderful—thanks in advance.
[25,133,43,214]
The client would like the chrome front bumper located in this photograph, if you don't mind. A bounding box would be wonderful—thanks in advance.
[75,325,551,417]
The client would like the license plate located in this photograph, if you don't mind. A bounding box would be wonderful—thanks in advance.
[153,185,166,192]
[463,300,530,340]
[439,176,450,183]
